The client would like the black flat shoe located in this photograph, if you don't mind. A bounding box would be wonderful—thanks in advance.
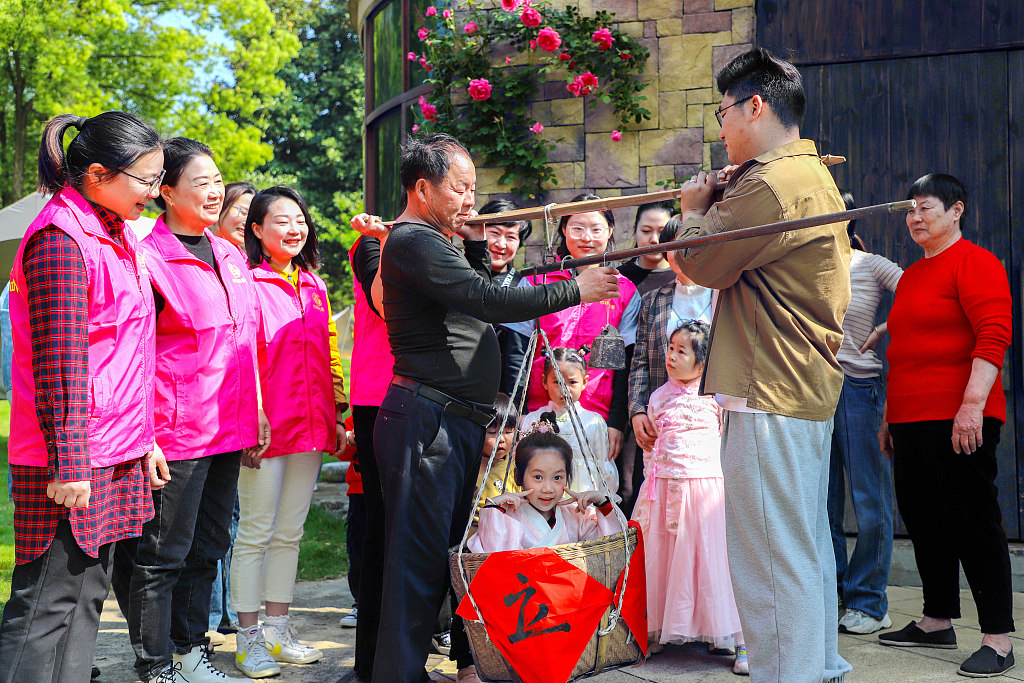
[878,621,957,649]
[959,646,1015,677]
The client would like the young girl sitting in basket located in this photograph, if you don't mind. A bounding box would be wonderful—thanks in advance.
[468,429,621,552]
[631,320,748,675]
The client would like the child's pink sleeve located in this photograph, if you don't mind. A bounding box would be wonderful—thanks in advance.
[468,507,524,553]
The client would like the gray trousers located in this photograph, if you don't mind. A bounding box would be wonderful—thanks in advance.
[0,520,112,683]
[721,411,852,683]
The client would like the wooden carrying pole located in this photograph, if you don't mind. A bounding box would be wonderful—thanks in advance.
[462,155,847,226]
[519,198,915,277]
[380,155,847,227]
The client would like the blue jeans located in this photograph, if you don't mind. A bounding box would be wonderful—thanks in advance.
[827,375,893,620]
[209,496,240,631]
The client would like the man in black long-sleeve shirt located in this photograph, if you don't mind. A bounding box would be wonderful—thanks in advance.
[364,134,620,682]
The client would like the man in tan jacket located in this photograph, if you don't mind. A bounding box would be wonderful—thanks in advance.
[676,48,852,682]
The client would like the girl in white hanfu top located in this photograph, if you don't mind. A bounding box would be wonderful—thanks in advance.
[468,430,620,552]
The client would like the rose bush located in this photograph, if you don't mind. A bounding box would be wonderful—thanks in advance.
[412,0,649,197]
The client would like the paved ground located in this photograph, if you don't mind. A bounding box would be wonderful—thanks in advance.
[93,581,1024,682]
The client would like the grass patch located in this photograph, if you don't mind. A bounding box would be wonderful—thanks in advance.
[296,503,349,582]
[1,401,14,608]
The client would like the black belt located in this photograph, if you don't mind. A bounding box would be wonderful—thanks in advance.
[391,376,496,427]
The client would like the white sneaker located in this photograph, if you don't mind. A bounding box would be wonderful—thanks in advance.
[839,608,892,634]
[263,616,323,664]
[235,626,281,678]
[339,607,358,628]
[174,645,251,682]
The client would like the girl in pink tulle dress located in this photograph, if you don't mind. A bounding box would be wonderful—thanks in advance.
[469,430,621,553]
[631,321,747,674]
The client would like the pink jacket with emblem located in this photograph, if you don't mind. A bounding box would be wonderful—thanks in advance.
[140,216,260,461]
[348,237,394,406]
[8,187,156,468]
[251,262,335,458]
[525,270,638,418]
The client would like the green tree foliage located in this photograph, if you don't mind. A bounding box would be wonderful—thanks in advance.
[0,0,301,203]
[259,0,366,307]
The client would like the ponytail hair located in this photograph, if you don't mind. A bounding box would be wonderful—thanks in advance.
[38,112,161,194]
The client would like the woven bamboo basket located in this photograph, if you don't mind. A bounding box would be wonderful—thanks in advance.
[449,527,643,682]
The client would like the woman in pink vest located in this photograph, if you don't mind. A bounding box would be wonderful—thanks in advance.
[0,112,161,683]
[112,137,267,683]
[229,186,348,677]
[525,193,641,463]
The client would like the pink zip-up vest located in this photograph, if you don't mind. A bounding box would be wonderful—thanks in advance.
[251,262,335,458]
[525,269,637,418]
[348,237,394,406]
[8,187,156,468]
[140,216,260,461]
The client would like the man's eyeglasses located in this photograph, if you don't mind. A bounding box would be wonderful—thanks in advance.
[120,168,166,192]
[714,95,753,126]
[566,225,611,239]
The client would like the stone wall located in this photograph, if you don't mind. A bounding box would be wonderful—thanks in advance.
[473,0,753,261]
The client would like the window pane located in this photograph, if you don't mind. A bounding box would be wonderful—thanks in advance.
[372,0,403,108]
[374,112,403,220]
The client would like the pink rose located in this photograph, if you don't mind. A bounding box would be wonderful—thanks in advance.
[592,27,615,50]
[417,27,429,40]
[463,21,478,34]
[520,7,541,27]
[536,26,561,52]
[529,39,537,49]
[505,56,512,64]
[407,52,416,61]
[418,96,438,121]
[501,0,518,10]
[412,124,420,133]
[611,130,622,141]
[621,53,631,61]
[442,8,452,18]
[579,71,598,92]
[558,52,570,62]
[566,79,582,96]
[419,57,428,68]
[425,6,437,15]
[530,122,544,134]
[467,78,493,101]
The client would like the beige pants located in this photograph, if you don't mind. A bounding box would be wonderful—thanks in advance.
[230,451,322,612]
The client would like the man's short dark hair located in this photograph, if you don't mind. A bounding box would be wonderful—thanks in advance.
[716,47,806,129]
[400,133,470,192]
[907,173,968,228]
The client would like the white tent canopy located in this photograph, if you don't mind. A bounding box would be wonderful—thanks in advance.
[0,192,50,243]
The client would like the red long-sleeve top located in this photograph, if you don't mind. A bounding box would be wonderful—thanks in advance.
[885,238,1012,424]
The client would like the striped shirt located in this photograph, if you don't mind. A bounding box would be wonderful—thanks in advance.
[836,250,903,378]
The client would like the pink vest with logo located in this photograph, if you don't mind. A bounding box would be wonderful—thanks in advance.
[348,238,394,406]
[8,187,156,468]
[139,216,260,460]
[252,262,335,458]
[525,269,637,418]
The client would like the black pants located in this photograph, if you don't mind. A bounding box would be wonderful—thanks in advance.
[372,385,485,682]
[353,405,384,680]
[0,520,113,683]
[346,493,366,603]
[111,451,241,679]
[890,418,1014,634]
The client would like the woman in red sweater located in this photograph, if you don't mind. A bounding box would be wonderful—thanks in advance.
[877,174,1014,678]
